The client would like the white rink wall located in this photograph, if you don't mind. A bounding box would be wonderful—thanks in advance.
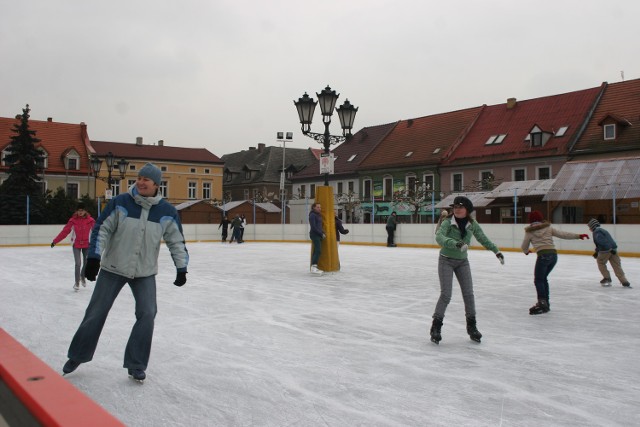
[2,223,639,255]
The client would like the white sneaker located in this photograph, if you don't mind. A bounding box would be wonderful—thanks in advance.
[310,265,323,274]
[73,283,80,291]
[81,278,87,287]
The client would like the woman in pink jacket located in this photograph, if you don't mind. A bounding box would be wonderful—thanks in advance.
[51,203,96,290]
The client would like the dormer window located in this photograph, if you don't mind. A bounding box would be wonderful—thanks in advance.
[244,169,251,180]
[528,125,552,147]
[225,172,231,182]
[604,124,616,140]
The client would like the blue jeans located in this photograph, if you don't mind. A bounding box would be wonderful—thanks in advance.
[67,270,158,370]
[534,253,558,301]
[310,233,322,265]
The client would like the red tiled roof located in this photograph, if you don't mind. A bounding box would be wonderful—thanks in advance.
[90,140,223,164]
[443,85,604,166]
[357,107,484,170]
[572,78,640,156]
[0,117,92,175]
[292,122,398,179]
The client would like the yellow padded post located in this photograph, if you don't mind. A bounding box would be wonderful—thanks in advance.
[312,186,340,272]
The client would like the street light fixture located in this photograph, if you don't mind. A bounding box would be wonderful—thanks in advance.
[89,151,129,200]
[294,85,358,185]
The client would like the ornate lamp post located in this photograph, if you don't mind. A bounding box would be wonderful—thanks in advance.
[293,86,358,273]
[294,86,358,186]
[90,152,129,200]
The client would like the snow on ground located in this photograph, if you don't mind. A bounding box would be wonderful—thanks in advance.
[1,242,639,426]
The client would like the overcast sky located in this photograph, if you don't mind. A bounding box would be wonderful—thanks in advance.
[2,0,638,158]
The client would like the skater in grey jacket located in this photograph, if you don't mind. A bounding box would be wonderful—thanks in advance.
[588,218,630,287]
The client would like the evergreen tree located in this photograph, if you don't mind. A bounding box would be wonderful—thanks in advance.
[0,104,47,224]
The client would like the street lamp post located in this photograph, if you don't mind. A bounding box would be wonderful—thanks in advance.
[294,86,358,273]
[276,131,293,225]
[90,151,129,203]
[294,85,358,186]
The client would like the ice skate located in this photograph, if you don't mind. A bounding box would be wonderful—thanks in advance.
[529,299,550,315]
[81,278,87,287]
[128,369,146,383]
[73,283,80,291]
[622,282,631,288]
[310,265,323,275]
[430,317,443,344]
[466,316,482,343]
[600,278,612,287]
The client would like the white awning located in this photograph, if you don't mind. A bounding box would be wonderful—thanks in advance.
[486,179,556,198]
[544,158,640,201]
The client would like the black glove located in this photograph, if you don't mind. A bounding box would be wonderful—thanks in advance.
[50,242,55,248]
[84,258,101,281]
[592,252,598,259]
[344,229,349,234]
[496,252,505,265]
[174,272,187,287]
[611,249,617,255]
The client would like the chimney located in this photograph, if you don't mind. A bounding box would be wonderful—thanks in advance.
[136,137,143,146]
[258,143,265,152]
[47,117,53,122]
[158,140,164,146]
[507,98,517,109]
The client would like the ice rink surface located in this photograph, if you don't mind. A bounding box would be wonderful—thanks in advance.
[1,241,639,427]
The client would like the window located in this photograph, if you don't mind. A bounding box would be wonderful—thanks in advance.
[190,168,196,173]
[433,148,441,154]
[287,170,294,179]
[347,154,357,162]
[485,134,506,145]
[514,169,526,181]
[188,182,197,199]
[604,124,616,140]
[406,175,416,195]
[423,174,434,194]
[66,183,79,199]
[202,182,211,199]
[480,171,493,190]
[128,179,136,189]
[225,172,231,182]
[310,184,316,199]
[1,148,10,166]
[453,173,463,192]
[111,181,121,196]
[160,166,167,172]
[159,181,168,197]
[243,189,250,200]
[67,157,78,170]
[337,182,343,195]
[348,181,354,193]
[244,170,251,180]
[531,133,543,147]
[384,176,393,200]
[363,179,371,199]
[538,167,551,180]
[405,151,413,157]
[555,126,568,137]
[253,188,259,199]
[204,168,210,174]
[129,164,137,171]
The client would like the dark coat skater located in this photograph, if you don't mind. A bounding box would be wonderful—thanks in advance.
[218,216,230,242]
[588,218,630,287]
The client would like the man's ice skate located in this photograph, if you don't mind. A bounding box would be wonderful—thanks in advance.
[600,278,612,287]
[128,369,146,383]
[73,283,80,291]
[430,317,443,345]
[81,278,87,287]
[622,282,632,288]
[310,265,323,275]
[529,299,550,315]
[466,316,482,343]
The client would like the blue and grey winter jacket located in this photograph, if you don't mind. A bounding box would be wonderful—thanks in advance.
[592,227,618,253]
[88,185,189,278]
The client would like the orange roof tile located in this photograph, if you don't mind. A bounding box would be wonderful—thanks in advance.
[90,140,223,165]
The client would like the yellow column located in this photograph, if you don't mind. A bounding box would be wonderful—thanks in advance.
[313,186,340,272]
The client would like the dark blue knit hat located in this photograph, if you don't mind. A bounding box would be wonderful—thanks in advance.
[138,163,162,185]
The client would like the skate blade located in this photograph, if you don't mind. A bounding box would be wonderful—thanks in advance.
[129,376,145,384]
[430,338,440,345]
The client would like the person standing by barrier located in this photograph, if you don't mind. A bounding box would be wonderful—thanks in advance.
[386,212,397,247]
[218,215,230,242]
[521,211,589,315]
[51,202,95,291]
[62,163,189,382]
[309,202,324,274]
[335,213,349,244]
[588,218,631,288]
[431,196,504,345]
